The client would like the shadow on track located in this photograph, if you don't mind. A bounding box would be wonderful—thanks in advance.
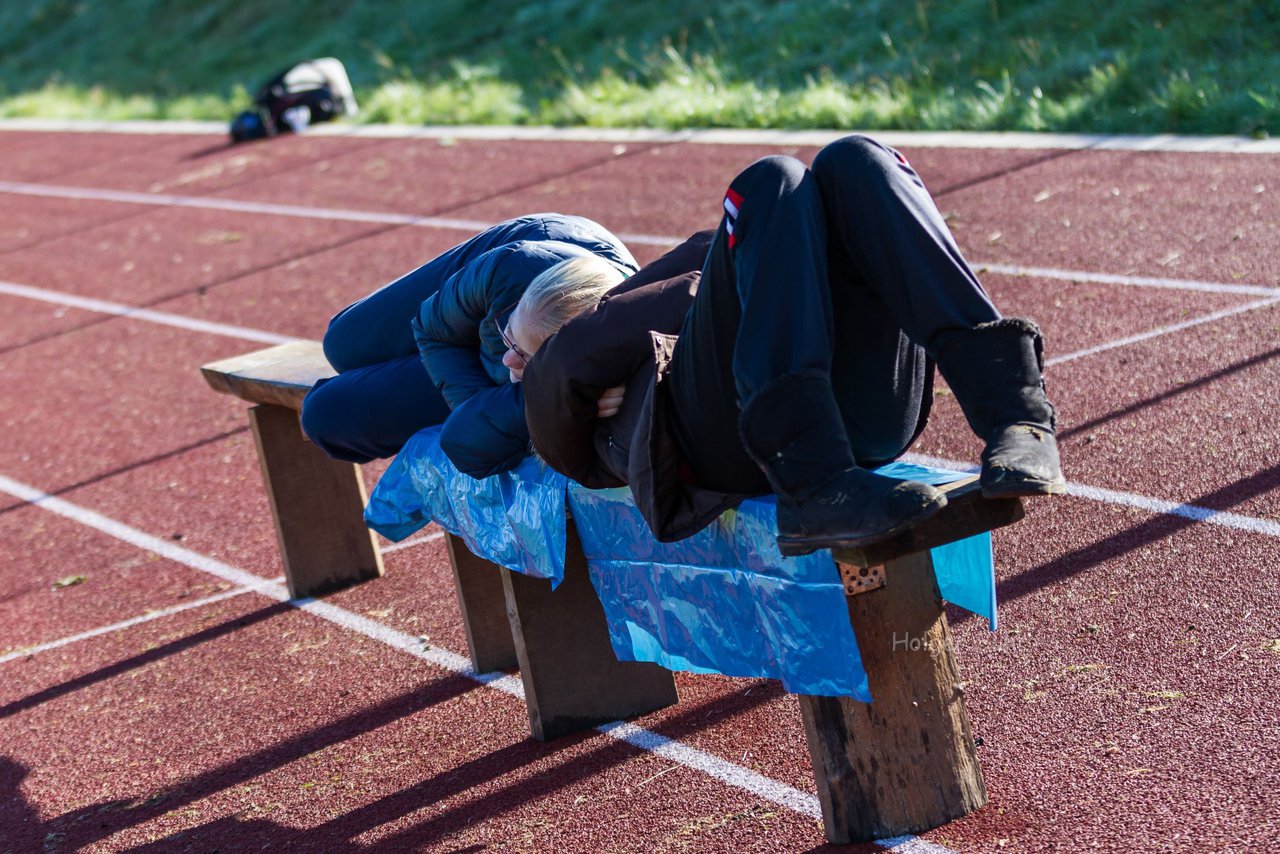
[348,680,785,852]
[951,461,1280,625]
[1060,344,1280,449]
[30,675,782,851]
[0,426,250,518]
[33,667,485,850]
[0,601,292,721]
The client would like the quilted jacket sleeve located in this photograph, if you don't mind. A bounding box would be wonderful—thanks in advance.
[411,244,509,411]
[438,382,531,479]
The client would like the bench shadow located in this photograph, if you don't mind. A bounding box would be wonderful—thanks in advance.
[40,676,775,850]
[39,668,483,851]
[306,680,783,851]
[1059,344,1280,443]
[0,757,44,854]
[0,600,291,720]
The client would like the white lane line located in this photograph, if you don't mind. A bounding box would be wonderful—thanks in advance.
[903,454,1280,539]
[1047,296,1280,366]
[0,178,677,247]
[981,262,1279,298]
[381,530,445,554]
[599,720,820,819]
[0,586,256,664]
[5,118,1280,153]
[0,279,300,345]
[0,178,501,237]
[0,471,850,838]
[878,837,967,854]
[2,178,1278,296]
[2,264,1273,385]
[0,470,522,689]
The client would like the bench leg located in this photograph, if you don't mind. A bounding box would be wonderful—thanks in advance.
[445,534,519,673]
[797,551,986,844]
[500,522,678,741]
[248,403,385,598]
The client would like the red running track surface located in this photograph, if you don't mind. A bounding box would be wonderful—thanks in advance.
[0,128,1276,853]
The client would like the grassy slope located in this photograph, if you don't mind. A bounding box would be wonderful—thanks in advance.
[0,0,1276,134]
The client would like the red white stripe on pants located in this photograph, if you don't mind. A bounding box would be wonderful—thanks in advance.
[723,187,743,248]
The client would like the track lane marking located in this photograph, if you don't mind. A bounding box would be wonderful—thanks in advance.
[0,472,863,839]
[903,454,1280,539]
[0,586,258,665]
[981,262,1279,298]
[0,528,442,663]
[1,179,1277,295]
[0,279,300,345]
[4,453,1277,846]
[6,269,1277,386]
[1047,296,1280,366]
[5,118,1280,154]
[3,270,1276,541]
[381,530,445,553]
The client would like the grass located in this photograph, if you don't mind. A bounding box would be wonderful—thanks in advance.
[0,0,1277,135]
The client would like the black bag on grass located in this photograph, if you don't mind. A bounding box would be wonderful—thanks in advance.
[230,57,358,142]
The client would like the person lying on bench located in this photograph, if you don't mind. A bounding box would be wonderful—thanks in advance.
[511,135,1065,554]
[301,214,636,478]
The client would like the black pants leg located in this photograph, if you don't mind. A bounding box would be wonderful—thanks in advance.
[667,155,844,495]
[809,135,999,347]
[667,137,1001,495]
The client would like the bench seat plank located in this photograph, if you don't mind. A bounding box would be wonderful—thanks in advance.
[201,340,334,411]
[832,476,1023,569]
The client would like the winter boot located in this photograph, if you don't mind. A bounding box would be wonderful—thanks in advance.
[740,374,947,556]
[934,318,1066,498]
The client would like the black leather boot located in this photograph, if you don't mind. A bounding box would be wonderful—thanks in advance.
[934,318,1066,498]
[740,374,947,556]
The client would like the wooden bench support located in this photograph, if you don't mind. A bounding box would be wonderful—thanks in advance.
[445,534,519,673]
[499,522,679,741]
[798,514,1003,843]
[249,403,384,598]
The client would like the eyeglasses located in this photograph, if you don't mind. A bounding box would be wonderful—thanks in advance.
[500,321,532,363]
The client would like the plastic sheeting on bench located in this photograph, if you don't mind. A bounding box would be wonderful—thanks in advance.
[364,426,997,699]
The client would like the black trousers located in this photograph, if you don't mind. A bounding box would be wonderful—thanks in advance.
[667,135,1000,495]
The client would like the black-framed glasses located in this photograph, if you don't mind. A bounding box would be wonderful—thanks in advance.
[500,321,531,363]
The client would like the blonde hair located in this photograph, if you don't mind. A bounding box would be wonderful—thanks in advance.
[514,255,625,339]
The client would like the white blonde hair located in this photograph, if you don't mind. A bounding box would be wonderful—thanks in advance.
[513,255,626,339]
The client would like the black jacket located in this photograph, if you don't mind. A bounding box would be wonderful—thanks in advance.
[523,230,746,541]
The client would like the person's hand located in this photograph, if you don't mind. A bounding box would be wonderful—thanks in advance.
[597,385,625,418]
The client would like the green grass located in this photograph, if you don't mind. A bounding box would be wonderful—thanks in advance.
[1,0,1276,135]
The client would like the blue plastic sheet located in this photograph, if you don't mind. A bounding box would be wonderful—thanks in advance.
[570,487,870,699]
[364,426,568,585]
[365,427,999,698]
[868,461,998,630]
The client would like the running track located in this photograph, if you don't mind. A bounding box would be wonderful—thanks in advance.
[0,121,1276,853]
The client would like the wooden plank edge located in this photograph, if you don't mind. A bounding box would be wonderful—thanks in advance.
[832,480,1024,569]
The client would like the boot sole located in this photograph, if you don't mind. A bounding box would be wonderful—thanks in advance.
[776,493,949,557]
[980,475,1068,499]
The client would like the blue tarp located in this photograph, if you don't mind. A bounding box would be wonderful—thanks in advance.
[365,427,998,698]
[365,426,567,585]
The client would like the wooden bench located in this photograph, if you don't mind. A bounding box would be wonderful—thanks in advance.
[200,342,678,738]
[201,341,384,598]
[202,341,1023,845]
